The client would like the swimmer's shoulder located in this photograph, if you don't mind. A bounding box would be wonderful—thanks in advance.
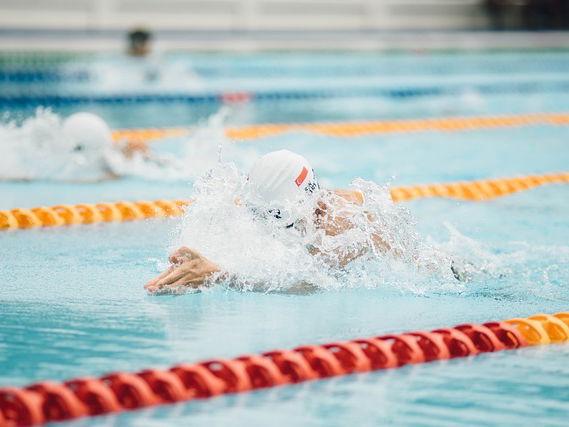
[331,189,365,206]
[315,189,365,219]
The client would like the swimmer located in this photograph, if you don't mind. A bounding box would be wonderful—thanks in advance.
[1,111,175,181]
[145,150,467,294]
[127,28,153,57]
[61,112,151,180]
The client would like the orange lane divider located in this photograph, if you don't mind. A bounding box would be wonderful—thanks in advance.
[388,171,569,202]
[1,172,568,231]
[112,112,569,142]
[112,127,189,143]
[0,200,189,231]
[1,312,567,426]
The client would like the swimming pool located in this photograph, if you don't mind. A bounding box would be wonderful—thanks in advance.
[1,50,569,426]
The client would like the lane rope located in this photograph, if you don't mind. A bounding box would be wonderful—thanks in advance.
[112,112,569,142]
[5,81,569,107]
[1,172,567,231]
[0,311,567,426]
[4,56,569,82]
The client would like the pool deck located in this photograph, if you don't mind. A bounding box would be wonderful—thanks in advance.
[0,30,568,52]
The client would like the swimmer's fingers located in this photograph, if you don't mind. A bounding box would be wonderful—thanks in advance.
[145,283,188,295]
[146,267,201,294]
[153,264,193,288]
[145,283,162,294]
[169,247,203,264]
[154,257,209,287]
[145,259,193,292]
[169,274,204,289]
[144,264,176,290]
[145,270,185,294]
[169,246,192,264]
[182,248,205,261]
[146,252,219,295]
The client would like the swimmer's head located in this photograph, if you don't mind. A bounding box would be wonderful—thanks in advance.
[247,150,319,225]
[62,112,113,154]
[127,28,152,57]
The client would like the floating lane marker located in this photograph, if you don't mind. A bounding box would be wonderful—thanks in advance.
[388,172,569,202]
[5,80,569,107]
[1,173,568,231]
[112,127,189,143]
[0,200,188,231]
[112,112,569,143]
[0,312,567,426]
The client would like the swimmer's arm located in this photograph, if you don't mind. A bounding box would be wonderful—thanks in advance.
[145,247,318,295]
[223,277,319,295]
[120,140,150,159]
[145,247,223,294]
[309,244,368,269]
[317,190,393,267]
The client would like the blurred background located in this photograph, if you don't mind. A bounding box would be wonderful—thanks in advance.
[0,0,568,51]
[2,5,569,427]
[1,0,569,186]
[0,1,568,182]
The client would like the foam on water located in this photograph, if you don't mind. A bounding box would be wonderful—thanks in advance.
[67,55,205,93]
[165,160,569,296]
[0,108,195,182]
[170,159,471,294]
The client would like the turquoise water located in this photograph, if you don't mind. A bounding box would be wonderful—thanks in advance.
[1,51,569,426]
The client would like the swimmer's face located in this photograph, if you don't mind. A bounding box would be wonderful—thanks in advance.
[72,143,86,152]
[129,42,151,57]
[249,194,315,230]
[70,136,108,154]
[62,113,113,157]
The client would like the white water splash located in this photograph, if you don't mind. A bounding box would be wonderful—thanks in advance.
[437,226,569,300]
[75,55,205,93]
[0,108,106,181]
[176,106,259,180]
[172,161,464,294]
[0,108,237,182]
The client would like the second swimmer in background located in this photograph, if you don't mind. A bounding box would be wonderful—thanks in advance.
[145,150,468,294]
[0,111,178,182]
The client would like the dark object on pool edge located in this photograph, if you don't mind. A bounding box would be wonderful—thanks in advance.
[484,0,569,31]
[2,312,567,426]
[127,28,153,57]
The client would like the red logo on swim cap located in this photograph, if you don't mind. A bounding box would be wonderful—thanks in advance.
[295,167,308,187]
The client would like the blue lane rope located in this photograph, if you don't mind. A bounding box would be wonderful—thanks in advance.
[4,60,569,82]
[3,51,569,81]
[2,81,569,107]
[0,70,89,83]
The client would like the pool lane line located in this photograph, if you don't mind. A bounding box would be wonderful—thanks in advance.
[1,172,568,231]
[5,58,569,82]
[112,112,569,143]
[0,312,567,426]
[5,80,569,107]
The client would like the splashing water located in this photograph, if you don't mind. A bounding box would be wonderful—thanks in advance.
[177,106,259,180]
[0,108,233,182]
[74,55,205,93]
[0,108,84,180]
[437,226,569,301]
[104,107,243,181]
[168,156,569,295]
[0,108,122,181]
[171,161,466,294]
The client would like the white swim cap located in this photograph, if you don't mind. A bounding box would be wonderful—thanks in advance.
[248,150,319,213]
[62,112,112,152]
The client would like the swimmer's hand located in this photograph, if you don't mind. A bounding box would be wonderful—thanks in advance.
[145,247,221,294]
[121,140,150,159]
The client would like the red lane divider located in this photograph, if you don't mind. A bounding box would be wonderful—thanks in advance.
[3,313,563,427]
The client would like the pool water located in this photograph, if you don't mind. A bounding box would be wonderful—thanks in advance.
[1,51,569,426]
